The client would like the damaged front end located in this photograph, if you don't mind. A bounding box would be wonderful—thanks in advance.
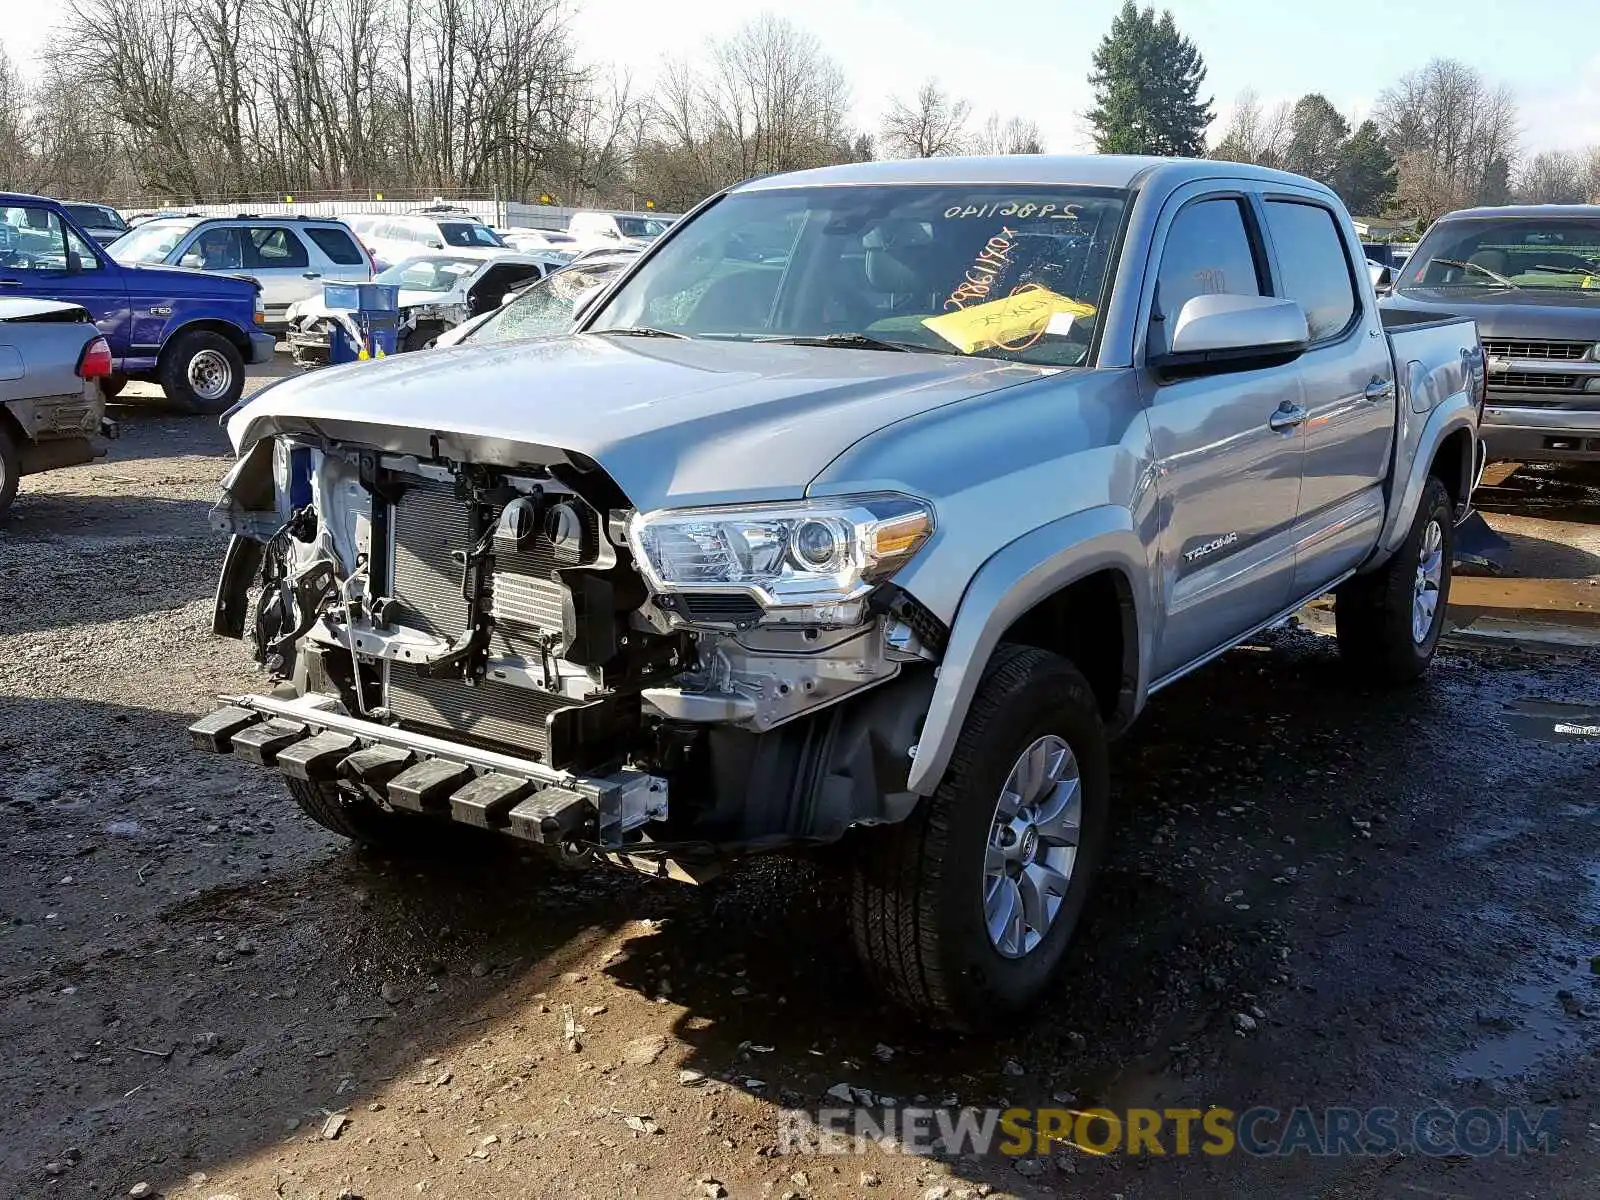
[199,434,943,880]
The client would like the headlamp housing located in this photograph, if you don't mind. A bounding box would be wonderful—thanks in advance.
[627,494,934,627]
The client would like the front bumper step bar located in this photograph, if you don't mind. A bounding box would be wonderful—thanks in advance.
[189,692,664,850]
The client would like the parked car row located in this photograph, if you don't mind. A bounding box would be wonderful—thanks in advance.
[1,192,273,413]
[108,214,376,328]
[284,250,559,364]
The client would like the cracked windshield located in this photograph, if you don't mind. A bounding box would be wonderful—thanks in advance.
[592,186,1127,365]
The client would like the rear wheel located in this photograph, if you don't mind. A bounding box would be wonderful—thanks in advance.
[848,645,1109,1030]
[1335,475,1454,682]
[0,423,19,516]
[159,330,245,415]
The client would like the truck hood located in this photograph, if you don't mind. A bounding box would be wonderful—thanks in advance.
[229,333,1054,509]
[119,261,260,296]
[1386,287,1600,340]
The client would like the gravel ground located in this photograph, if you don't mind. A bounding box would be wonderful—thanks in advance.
[4,391,1600,1198]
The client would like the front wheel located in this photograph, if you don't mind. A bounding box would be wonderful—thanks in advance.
[286,777,437,850]
[1335,475,1454,682]
[159,330,245,415]
[848,645,1109,1031]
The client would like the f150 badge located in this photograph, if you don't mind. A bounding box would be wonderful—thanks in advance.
[1183,532,1238,563]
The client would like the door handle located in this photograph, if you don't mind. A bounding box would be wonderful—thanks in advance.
[1269,404,1306,432]
[1364,377,1396,402]
[302,271,322,279]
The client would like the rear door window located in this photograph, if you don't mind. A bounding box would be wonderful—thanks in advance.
[305,226,366,265]
[1152,197,1264,353]
[1264,200,1358,341]
[244,227,310,269]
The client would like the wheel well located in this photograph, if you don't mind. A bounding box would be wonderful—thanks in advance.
[998,569,1137,733]
[163,319,251,363]
[1430,428,1472,513]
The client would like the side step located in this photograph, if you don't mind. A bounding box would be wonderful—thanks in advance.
[186,694,666,854]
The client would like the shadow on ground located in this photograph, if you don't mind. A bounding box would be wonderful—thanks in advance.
[6,633,1600,1196]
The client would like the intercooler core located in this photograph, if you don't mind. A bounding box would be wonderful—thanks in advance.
[383,483,596,760]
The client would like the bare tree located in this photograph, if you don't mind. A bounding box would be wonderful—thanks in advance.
[971,113,1044,155]
[880,78,970,159]
[0,46,35,188]
[1517,150,1585,204]
[23,1,855,209]
[637,15,857,207]
[1582,146,1600,204]
[1210,89,1292,167]
[1374,58,1520,221]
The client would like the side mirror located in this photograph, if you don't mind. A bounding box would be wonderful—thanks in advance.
[1153,294,1309,375]
[1367,261,1393,295]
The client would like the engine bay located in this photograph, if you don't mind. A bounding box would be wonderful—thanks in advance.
[205,438,934,865]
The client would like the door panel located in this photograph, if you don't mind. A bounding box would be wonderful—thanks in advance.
[242,226,315,320]
[1143,193,1305,681]
[1259,199,1396,594]
[1146,366,1304,678]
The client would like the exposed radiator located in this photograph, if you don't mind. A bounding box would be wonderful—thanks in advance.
[383,482,597,760]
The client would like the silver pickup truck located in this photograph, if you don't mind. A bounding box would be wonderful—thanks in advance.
[0,296,116,515]
[193,156,1483,1029]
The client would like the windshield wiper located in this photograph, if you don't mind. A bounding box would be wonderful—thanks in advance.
[1430,257,1522,289]
[752,332,944,353]
[592,326,689,339]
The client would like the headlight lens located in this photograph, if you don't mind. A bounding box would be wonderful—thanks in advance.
[628,494,934,623]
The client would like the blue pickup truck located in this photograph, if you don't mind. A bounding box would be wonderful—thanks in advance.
[0,193,274,413]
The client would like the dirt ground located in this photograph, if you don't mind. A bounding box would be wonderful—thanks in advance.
[4,381,1600,1199]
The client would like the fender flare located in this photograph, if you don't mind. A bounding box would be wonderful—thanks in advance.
[1369,393,1479,569]
[906,505,1151,795]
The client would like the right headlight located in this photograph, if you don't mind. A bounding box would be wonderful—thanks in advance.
[627,494,934,625]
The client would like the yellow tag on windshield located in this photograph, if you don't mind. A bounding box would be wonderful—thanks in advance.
[922,285,1097,354]
[1584,276,1600,290]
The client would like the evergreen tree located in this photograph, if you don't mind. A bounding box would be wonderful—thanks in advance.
[1283,94,1350,186]
[1336,119,1398,214]
[1087,1,1214,157]
[1477,156,1512,206]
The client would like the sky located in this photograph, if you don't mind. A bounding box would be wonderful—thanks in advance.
[4,0,1599,158]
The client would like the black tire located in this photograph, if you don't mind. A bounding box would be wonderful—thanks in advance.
[158,330,245,415]
[0,422,19,517]
[848,645,1110,1031]
[286,777,436,850]
[100,373,127,400]
[1335,474,1454,683]
[400,323,442,353]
